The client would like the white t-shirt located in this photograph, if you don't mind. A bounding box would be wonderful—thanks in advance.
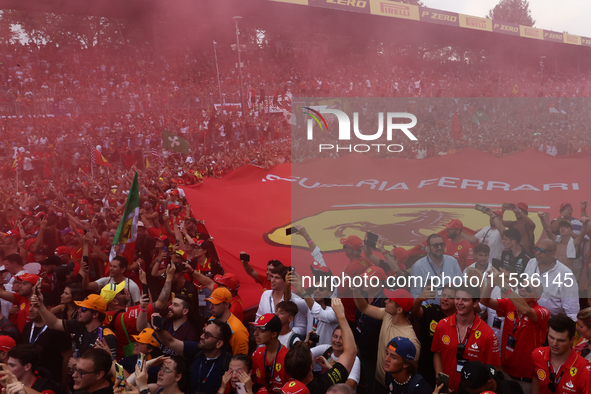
[475,226,504,262]
[278,330,301,349]
[255,290,309,336]
[311,344,361,384]
[95,277,140,306]
[309,302,339,346]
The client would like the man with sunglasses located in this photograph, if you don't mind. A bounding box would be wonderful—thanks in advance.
[481,269,550,393]
[410,234,463,302]
[524,239,579,321]
[531,314,591,394]
[152,318,232,394]
[71,348,113,394]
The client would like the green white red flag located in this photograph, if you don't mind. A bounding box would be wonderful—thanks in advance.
[109,173,140,263]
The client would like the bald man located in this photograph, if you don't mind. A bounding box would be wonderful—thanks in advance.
[523,239,579,321]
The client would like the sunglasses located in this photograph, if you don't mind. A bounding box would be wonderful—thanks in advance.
[202,331,221,340]
[80,307,96,313]
[430,242,446,249]
[534,246,555,254]
[548,372,557,393]
[72,367,97,377]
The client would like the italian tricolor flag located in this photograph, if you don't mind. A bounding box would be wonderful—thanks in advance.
[109,173,140,263]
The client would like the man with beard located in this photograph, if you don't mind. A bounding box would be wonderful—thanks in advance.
[152,318,232,394]
[206,287,248,355]
[444,219,475,271]
[151,293,200,356]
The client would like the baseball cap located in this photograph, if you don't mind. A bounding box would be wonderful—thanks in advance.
[100,281,125,303]
[213,273,240,291]
[250,313,282,333]
[387,336,417,361]
[174,250,187,260]
[281,381,310,394]
[364,266,386,282]
[340,235,363,251]
[137,221,145,228]
[0,336,16,352]
[156,235,168,241]
[383,288,413,312]
[54,262,75,281]
[205,287,232,304]
[132,328,160,347]
[459,361,497,391]
[516,202,528,212]
[15,273,40,285]
[55,246,71,256]
[75,294,107,313]
[560,202,572,212]
[446,219,463,229]
[167,203,181,210]
[2,230,20,239]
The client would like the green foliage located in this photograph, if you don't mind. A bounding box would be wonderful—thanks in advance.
[487,0,535,26]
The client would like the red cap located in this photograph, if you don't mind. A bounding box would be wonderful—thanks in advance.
[560,202,572,212]
[281,381,310,394]
[24,238,36,251]
[2,230,20,239]
[250,313,282,332]
[157,235,168,241]
[340,235,363,251]
[55,246,71,256]
[15,273,40,285]
[516,202,528,212]
[78,199,89,205]
[214,273,240,291]
[168,203,181,210]
[0,336,16,352]
[391,247,408,268]
[174,250,187,260]
[446,219,463,229]
[364,266,386,282]
[383,288,413,312]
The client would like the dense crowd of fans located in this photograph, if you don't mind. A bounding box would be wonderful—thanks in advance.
[0,14,591,394]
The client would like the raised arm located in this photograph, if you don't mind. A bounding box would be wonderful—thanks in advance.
[152,316,185,356]
[185,262,214,292]
[154,263,175,310]
[411,286,437,319]
[32,294,65,331]
[330,298,357,373]
[240,252,259,282]
[574,217,589,251]
[352,288,384,320]
[537,212,555,241]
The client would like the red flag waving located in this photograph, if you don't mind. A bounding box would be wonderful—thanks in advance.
[94,148,113,168]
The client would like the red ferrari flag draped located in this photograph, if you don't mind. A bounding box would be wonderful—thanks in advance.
[94,148,113,168]
[183,149,591,309]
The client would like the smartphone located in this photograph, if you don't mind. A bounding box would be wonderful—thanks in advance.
[240,253,250,263]
[492,258,502,271]
[236,382,247,394]
[286,227,297,236]
[437,372,450,393]
[136,353,145,370]
[115,363,126,387]
[98,327,103,342]
[153,315,167,330]
[474,204,487,213]
[366,231,378,249]
[142,283,149,297]
[289,266,296,275]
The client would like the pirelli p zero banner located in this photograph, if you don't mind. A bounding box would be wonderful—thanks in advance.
[310,0,370,13]
[275,0,591,48]
[369,0,420,21]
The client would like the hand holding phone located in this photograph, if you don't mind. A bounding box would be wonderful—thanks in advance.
[436,372,450,393]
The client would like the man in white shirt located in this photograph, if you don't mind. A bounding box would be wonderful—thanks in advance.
[81,256,140,306]
[255,265,308,336]
[463,208,506,263]
[523,239,579,321]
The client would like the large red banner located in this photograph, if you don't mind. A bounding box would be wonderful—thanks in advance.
[185,148,591,309]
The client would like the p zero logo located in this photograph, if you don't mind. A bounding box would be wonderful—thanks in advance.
[304,108,417,153]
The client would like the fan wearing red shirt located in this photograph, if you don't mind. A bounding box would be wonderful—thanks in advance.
[444,220,475,271]
[338,235,373,322]
[251,314,291,394]
[481,271,550,393]
[0,273,38,331]
[432,286,500,392]
[241,256,281,292]
[532,314,591,394]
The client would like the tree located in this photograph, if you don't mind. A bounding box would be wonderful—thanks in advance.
[487,0,535,26]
